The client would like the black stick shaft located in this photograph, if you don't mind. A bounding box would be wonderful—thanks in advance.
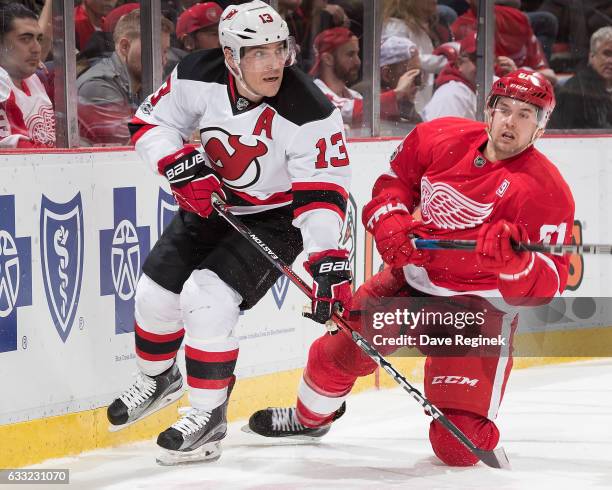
[414,238,612,255]
[210,194,509,469]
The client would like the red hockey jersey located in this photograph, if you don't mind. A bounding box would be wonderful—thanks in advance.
[372,117,575,300]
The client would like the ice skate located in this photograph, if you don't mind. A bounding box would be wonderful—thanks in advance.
[155,376,235,465]
[244,402,346,441]
[107,362,184,432]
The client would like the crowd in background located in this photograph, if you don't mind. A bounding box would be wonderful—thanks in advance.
[1,0,611,148]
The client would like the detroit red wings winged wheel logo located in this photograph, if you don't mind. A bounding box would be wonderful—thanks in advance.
[421,176,493,230]
[26,105,56,146]
[202,128,269,190]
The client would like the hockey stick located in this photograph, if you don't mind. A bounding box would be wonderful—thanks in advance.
[414,238,611,255]
[210,193,510,470]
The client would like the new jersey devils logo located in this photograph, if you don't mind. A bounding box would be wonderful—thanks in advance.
[202,127,268,190]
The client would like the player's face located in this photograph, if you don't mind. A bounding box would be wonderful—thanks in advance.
[0,18,43,82]
[332,37,361,85]
[487,97,543,159]
[240,42,287,98]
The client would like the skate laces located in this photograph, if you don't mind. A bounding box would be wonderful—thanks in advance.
[271,407,306,432]
[172,407,212,436]
[119,373,156,411]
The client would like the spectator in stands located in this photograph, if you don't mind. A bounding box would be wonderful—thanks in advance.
[176,2,223,52]
[76,2,140,73]
[452,0,558,85]
[422,32,518,121]
[309,27,361,127]
[0,3,55,148]
[382,0,454,114]
[76,10,173,145]
[533,0,612,70]
[422,33,477,121]
[297,0,351,73]
[549,26,612,129]
[74,0,118,51]
[162,0,227,24]
[309,27,405,129]
[380,36,423,123]
[506,0,558,64]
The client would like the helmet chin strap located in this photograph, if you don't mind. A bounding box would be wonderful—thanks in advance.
[224,59,266,101]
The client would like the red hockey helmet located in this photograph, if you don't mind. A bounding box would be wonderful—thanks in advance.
[486,69,555,128]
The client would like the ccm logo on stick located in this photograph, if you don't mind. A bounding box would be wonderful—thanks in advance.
[432,376,479,386]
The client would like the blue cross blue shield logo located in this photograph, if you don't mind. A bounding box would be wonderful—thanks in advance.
[0,195,32,353]
[40,193,84,343]
[100,188,150,334]
[0,230,20,319]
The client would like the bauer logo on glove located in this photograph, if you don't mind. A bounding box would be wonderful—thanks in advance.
[158,146,226,218]
[304,249,352,324]
[158,147,206,186]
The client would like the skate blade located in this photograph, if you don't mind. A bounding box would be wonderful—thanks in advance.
[108,388,185,433]
[156,441,222,466]
[240,424,327,442]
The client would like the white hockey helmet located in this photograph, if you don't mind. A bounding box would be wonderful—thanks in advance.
[219,1,296,71]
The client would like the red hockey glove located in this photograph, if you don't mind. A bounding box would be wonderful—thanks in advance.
[303,249,352,324]
[362,196,427,268]
[476,220,534,280]
[158,147,225,218]
[158,146,205,185]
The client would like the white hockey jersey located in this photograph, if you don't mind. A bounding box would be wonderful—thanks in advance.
[130,49,351,254]
[0,67,55,148]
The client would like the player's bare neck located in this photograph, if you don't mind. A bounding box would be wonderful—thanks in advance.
[235,79,263,104]
[483,142,511,163]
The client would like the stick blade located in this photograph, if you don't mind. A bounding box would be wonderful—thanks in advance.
[474,446,511,469]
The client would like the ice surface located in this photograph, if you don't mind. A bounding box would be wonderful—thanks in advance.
[30,360,612,489]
